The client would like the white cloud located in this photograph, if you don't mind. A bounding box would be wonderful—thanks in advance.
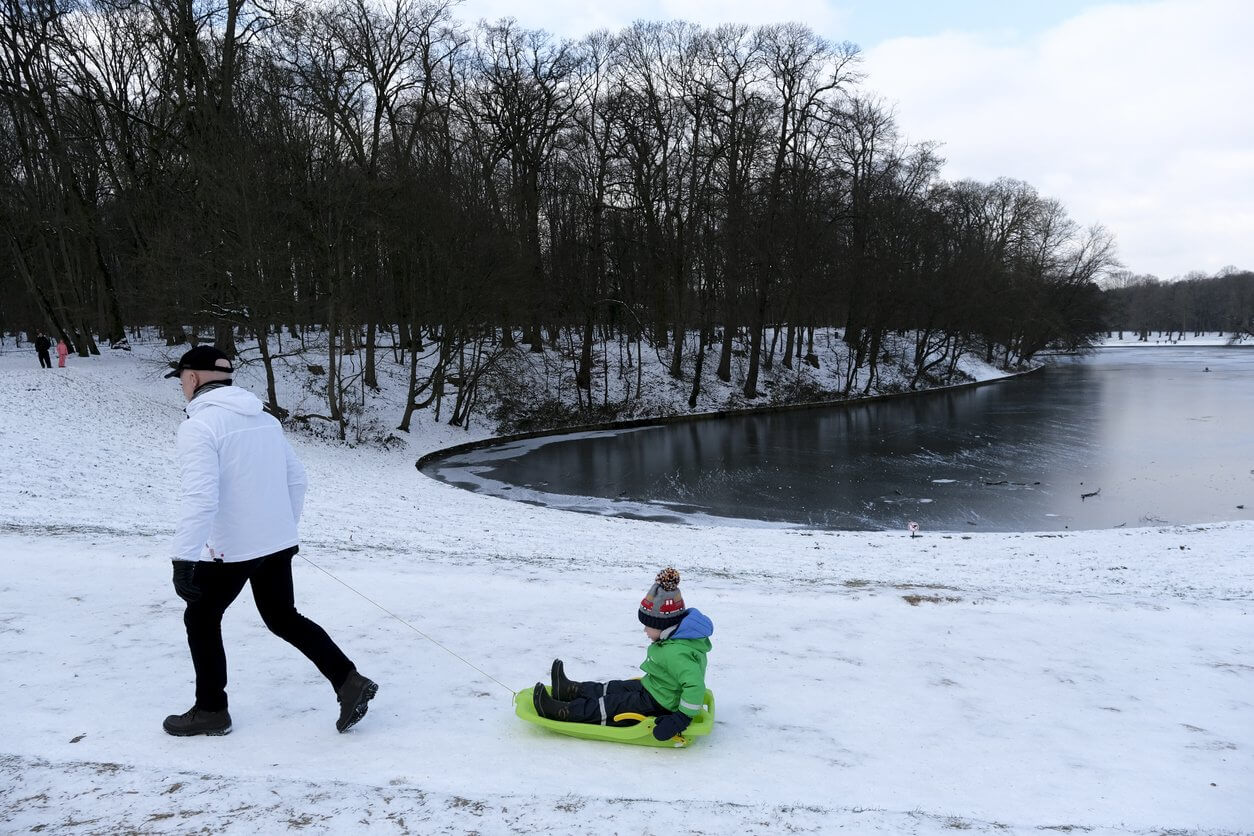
[864,0,1254,278]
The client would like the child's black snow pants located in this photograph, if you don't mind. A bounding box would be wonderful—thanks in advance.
[563,679,667,726]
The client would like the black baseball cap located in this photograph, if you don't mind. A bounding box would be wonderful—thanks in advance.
[165,346,234,378]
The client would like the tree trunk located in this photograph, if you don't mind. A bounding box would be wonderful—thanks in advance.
[716,325,733,382]
[397,322,426,432]
[576,318,594,390]
[668,321,684,379]
[364,321,378,389]
[688,327,708,409]
[743,289,768,398]
[255,326,285,418]
[743,318,764,399]
[214,322,236,358]
[861,328,882,395]
[326,297,344,437]
[524,320,543,352]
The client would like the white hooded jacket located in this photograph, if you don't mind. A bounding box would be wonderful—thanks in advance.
[172,385,307,563]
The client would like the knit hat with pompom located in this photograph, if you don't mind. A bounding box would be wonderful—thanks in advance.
[638,568,687,629]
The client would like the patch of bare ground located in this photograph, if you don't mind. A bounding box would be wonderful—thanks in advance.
[902,594,964,606]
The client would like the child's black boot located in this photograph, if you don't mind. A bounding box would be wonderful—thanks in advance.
[550,659,580,701]
[533,682,571,721]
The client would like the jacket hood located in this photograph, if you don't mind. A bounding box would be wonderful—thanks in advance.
[185,385,264,418]
[670,608,713,640]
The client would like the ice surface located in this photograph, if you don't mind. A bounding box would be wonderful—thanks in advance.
[426,348,1254,532]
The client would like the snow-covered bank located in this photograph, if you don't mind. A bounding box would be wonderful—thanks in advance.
[1098,330,1251,347]
[480,328,1010,434]
[0,345,1250,834]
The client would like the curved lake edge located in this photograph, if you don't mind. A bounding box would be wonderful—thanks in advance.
[416,365,1043,474]
[1095,343,1254,348]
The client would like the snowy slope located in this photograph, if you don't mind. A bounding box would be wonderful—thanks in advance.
[0,341,1250,835]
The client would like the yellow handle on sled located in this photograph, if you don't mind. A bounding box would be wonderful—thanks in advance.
[611,712,688,746]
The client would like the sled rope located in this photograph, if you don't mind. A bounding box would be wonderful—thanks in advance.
[299,555,517,696]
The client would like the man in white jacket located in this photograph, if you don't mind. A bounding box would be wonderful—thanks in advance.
[163,345,377,736]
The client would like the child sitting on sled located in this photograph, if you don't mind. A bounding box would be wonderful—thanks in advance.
[532,567,713,742]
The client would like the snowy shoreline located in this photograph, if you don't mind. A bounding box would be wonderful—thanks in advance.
[0,341,1250,834]
[1096,332,1251,348]
[415,364,1044,470]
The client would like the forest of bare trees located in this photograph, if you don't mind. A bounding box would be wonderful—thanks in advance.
[1102,268,1254,341]
[1,0,1118,432]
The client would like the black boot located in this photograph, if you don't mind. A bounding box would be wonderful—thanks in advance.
[532,682,571,721]
[163,706,232,737]
[550,659,580,701]
[336,670,378,733]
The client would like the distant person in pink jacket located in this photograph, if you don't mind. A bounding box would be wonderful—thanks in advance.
[56,339,69,367]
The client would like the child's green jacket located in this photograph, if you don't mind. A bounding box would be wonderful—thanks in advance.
[640,609,713,717]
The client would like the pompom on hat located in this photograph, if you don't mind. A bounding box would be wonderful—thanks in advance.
[638,568,688,629]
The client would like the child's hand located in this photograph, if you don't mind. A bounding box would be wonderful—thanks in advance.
[652,712,692,741]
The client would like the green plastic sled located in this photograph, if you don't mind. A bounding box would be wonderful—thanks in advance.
[514,686,715,748]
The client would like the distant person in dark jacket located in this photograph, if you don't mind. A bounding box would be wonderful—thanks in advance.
[34,331,51,368]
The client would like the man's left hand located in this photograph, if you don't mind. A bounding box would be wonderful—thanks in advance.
[172,560,201,603]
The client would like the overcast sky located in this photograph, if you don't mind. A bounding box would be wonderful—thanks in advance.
[452,0,1252,280]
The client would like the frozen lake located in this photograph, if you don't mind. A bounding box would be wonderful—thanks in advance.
[422,347,1254,531]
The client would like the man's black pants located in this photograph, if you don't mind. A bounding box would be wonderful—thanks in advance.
[181,548,354,711]
[37,350,51,368]
[563,679,666,726]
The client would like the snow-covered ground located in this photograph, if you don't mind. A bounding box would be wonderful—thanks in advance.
[1098,330,1251,347]
[0,339,1250,835]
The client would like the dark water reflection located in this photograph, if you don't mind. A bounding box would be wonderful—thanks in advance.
[423,348,1254,531]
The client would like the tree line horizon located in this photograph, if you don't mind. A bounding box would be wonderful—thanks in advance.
[5,0,1240,434]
